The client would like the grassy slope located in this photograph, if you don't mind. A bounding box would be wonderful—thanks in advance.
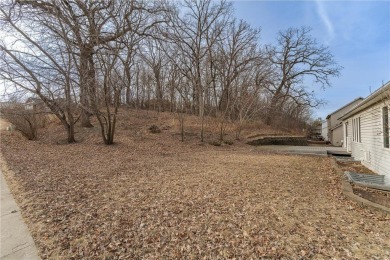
[1,109,389,259]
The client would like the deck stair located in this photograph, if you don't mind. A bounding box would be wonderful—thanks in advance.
[327,150,351,157]
[334,156,360,162]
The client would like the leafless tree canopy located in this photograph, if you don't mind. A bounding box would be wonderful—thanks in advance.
[265,27,341,125]
[0,0,342,144]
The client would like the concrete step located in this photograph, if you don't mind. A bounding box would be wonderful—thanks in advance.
[334,156,360,162]
[327,150,351,157]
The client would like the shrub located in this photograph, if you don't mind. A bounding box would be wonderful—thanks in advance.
[149,125,161,134]
[223,140,234,145]
[209,140,222,146]
[1,104,46,140]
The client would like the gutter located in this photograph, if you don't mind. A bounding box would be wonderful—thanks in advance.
[339,81,390,121]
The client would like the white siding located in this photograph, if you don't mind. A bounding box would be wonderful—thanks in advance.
[343,122,350,151]
[327,98,363,146]
[344,103,390,177]
[321,121,328,141]
[332,126,343,147]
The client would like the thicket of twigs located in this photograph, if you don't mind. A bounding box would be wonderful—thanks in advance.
[0,0,341,144]
[0,105,46,140]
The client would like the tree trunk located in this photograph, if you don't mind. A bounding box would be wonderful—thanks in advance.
[66,123,76,143]
[66,95,76,143]
[219,87,229,112]
[266,88,282,125]
[79,49,94,127]
[219,121,224,141]
[80,109,93,127]
[153,66,163,112]
[126,85,131,105]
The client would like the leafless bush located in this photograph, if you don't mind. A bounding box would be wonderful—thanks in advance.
[209,140,222,146]
[1,105,46,140]
[149,125,161,134]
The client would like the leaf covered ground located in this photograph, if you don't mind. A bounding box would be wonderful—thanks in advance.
[1,110,390,259]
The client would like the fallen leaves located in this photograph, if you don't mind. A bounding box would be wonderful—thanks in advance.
[1,111,389,259]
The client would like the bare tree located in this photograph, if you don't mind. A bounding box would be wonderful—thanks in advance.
[140,38,168,112]
[163,0,231,141]
[0,2,78,143]
[0,103,46,140]
[233,67,269,140]
[265,27,342,125]
[93,43,123,145]
[1,0,342,144]
[1,0,169,145]
[15,0,167,127]
[120,33,140,106]
[212,19,262,140]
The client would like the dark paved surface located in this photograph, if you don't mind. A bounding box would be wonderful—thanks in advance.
[254,145,348,156]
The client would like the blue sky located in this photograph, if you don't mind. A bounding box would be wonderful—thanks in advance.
[232,0,390,120]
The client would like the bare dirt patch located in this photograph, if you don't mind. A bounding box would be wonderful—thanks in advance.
[1,110,390,259]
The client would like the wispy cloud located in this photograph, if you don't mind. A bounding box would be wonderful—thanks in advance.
[315,0,334,43]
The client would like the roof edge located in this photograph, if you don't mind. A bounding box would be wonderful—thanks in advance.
[340,81,390,120]
[326,97,364,119]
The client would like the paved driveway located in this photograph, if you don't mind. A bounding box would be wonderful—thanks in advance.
[1,170,40,260]
[254,145,349,156]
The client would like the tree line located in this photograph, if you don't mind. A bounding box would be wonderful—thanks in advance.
[0,0,341,144]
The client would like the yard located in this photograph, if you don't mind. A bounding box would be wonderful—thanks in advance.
[1,111,390,259]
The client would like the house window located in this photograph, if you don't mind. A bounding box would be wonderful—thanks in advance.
[358,117,361,143]
[383,107,389,148]
[352,117,361,143]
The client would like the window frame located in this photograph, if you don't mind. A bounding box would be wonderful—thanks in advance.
[383,106,389,148]
[352,117,361,143]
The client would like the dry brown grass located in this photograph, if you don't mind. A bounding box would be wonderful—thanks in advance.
[337,161,376,175]
[1,109,390,259]
[0,118,12,130]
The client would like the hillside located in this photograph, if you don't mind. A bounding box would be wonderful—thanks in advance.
[2,108,300,146]
[1,108,389,259]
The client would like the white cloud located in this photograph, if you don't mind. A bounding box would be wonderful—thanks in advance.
[315,0,334,44]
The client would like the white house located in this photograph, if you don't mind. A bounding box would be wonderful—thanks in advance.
[326,97,363,146]
[321,120,328,141]
[340,81,390,178]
